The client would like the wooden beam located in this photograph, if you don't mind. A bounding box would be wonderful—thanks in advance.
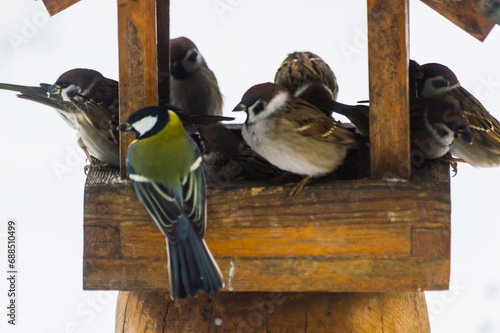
[367,0,410,180]
[157,0,170,103]
[115,291,430,332]
[117,0,158,179]
[83,160,450,291]
[42,0,80,16]
[421,0,495,42]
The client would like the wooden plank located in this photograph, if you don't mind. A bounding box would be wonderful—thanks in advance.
[85,258,449,291]
[421,0,495,42]
[367,0,410,180]
[117,0,158,178]
[115,291,430,332]
[83,161,450,291]
[157,0,170,103]
[42,0,80,16]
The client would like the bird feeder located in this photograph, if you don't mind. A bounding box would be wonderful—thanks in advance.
[42,0,497,331]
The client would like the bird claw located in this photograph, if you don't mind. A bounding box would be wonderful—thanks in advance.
[83,158,109,174]
[440,154,465,177]
[450,161,459,177]
[286,176,311,197]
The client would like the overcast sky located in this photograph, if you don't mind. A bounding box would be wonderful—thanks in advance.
[1,0,500,332]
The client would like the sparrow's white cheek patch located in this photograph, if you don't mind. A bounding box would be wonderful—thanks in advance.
[61,84,80,101]
[132,115,158,136]
[267,92,288,113]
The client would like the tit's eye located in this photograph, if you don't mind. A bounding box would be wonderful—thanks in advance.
[187,50,198,62]
[431,78,449,89]
[252,101,265,115]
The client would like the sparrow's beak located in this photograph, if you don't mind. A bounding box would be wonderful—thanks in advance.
[117,121,133,132]
[457,126,473,144]
[48,84,62,96]
[232,103,247,112]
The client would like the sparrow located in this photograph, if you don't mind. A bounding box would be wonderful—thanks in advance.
[233,82,361,195]
[410,98,473,166]
[0,68,120,167]
[117,106,223,300]
[415,62,500,167]
[0,68,233,169]
[274,51,338,116]
[170,37,223,117]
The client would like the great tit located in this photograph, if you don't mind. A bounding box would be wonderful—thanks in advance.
[117,106,223,300]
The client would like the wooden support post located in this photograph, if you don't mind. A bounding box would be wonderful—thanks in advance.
[117,0,159,178]
[157,0,170,103]
[368,0,410,180]
[115,292,430,332]
[366,0,430,331]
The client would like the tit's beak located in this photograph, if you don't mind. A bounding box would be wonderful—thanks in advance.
[48,84,61,96]
[232,102,247,112]
[117,121,133,132]
[457,126,473,144]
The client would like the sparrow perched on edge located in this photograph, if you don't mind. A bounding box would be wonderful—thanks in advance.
[0,68,120,167]
[0,68,232,169]
[410,98,473,166]
[117,106,223,300]
[233,82,362,195]
[274,51,338,115]
[170,37,223,117]
[415,62,500,167]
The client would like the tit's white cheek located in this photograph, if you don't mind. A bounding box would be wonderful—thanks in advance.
[132,115,158,136]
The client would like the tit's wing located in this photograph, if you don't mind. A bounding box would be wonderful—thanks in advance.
[455,87,500,154]
[283,100,360,145]
[128,153,206,242]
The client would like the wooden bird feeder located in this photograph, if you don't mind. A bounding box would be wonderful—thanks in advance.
[42,0,496,331]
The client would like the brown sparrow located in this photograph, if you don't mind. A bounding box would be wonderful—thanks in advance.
[410,98,473,166]
[416,62,500,167]
[233,82,361,194]
[169,37,223,117]
[0,69,121,167]
[0,68,232,169]
[274,51,338,116]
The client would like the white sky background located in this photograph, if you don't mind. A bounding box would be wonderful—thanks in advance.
[0,0,499,332]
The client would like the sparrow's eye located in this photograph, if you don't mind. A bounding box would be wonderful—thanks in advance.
[59,80,70,88]
[187,50,198,63]
[436,126,450,137]
[431,78,449,89]
[251,101,265,115]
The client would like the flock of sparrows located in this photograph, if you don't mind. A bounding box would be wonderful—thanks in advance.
[2,36,500,299]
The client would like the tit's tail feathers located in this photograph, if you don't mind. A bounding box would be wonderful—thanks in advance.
[167,221,223,300]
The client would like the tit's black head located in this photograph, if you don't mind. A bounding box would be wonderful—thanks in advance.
[118,106,170,139]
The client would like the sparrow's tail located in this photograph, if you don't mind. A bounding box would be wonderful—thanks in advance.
[167,217,223,300]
